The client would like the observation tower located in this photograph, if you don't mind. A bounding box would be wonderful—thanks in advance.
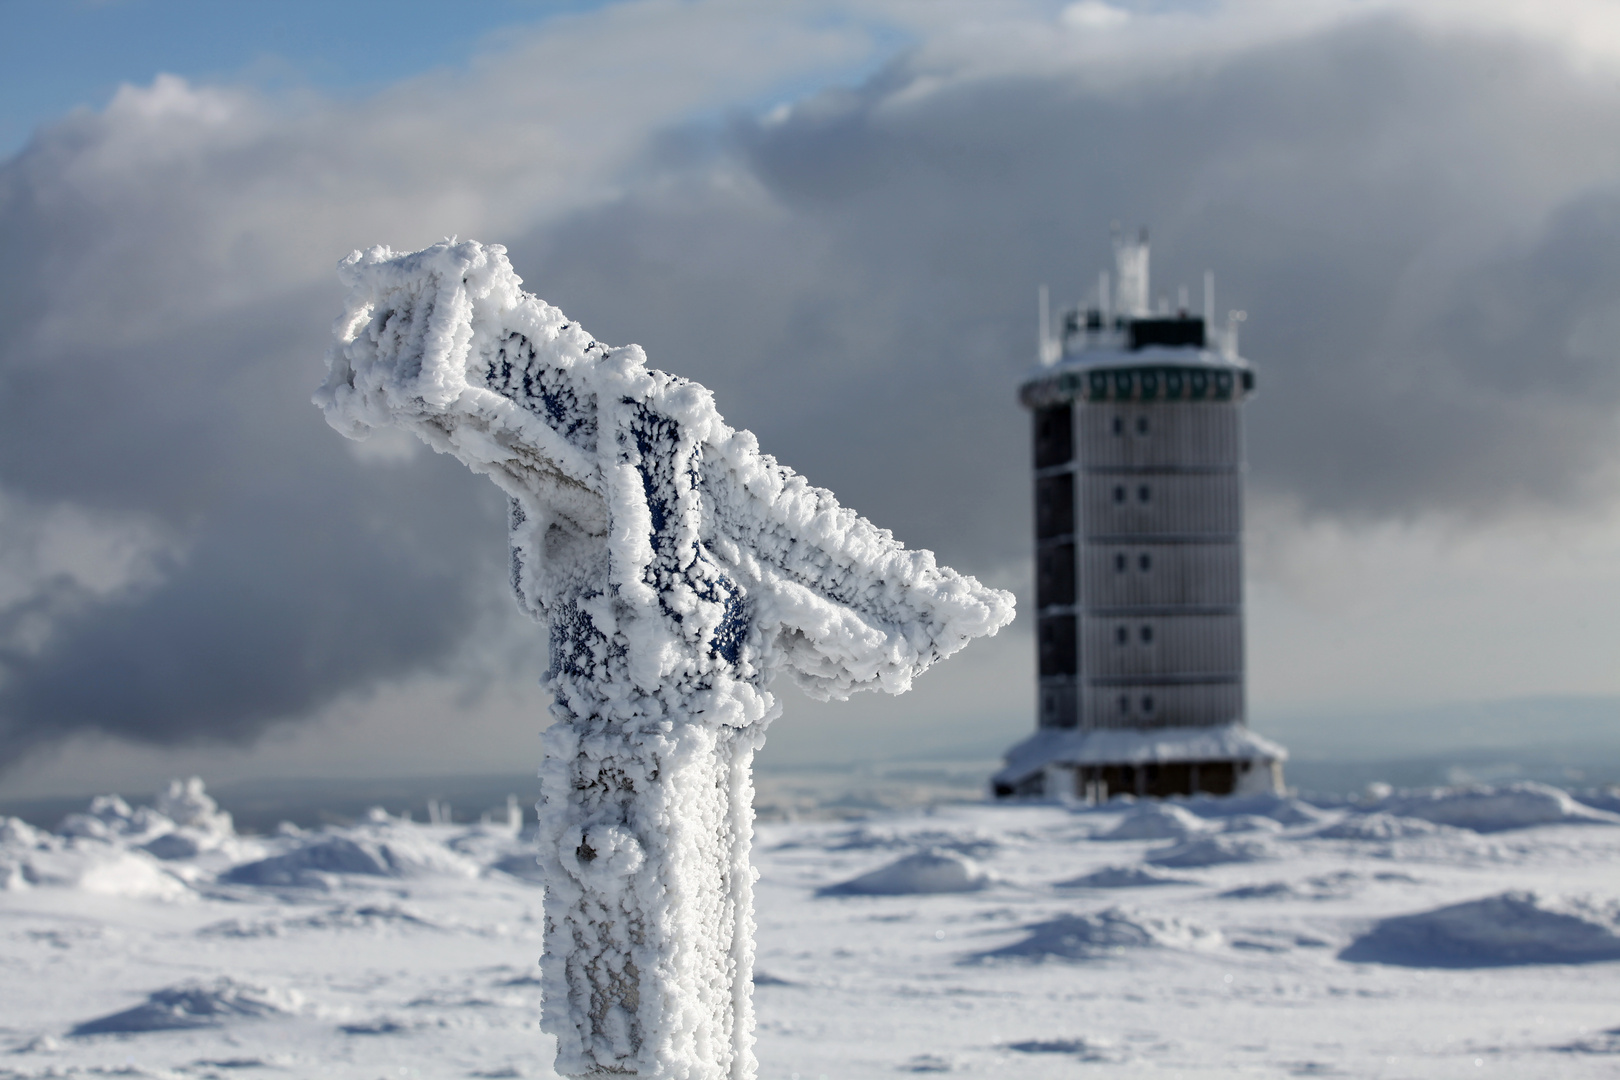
[992,232,1285,801]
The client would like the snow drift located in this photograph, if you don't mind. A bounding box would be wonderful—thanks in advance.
[71,978,300,1036]
[1097,803,1210,841]
[817,848,993,897]
[974,907,1221,962]
[1341,890,1620,967]
[1055,865,1197,889]
[1145,835,1275,868]
[1366,782,1620,833]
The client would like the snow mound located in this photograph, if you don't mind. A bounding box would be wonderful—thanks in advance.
[58,794,171,846]
[1369,782,1620,833]
[1055,865,1197,889]
[1220,814,1285,834]
[1185,794,1330,827]
[1005,1037,1124,1062]
[7,841,189,900]
[974,907,1221,961]
[1145,835,1275,868]
[775,825,1000,857]
[1219,871,1359,900]
[198,902,444,938]
[222,831,477,886]
[489,851,546,882]
[1311,812,1470,841]
[1098,803,1210,841]
[818,848,993,897]
[1341,890,1620,967]
[70,978,299,1035]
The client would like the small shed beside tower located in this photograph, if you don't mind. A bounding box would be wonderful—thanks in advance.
[993,232,1286,801]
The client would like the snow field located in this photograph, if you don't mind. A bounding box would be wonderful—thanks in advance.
[3,779,1620,1078]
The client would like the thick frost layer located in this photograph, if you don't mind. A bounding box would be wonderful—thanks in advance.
[816,848,993,897]
[315,240,1014,1079]
[1340,891,1620,967]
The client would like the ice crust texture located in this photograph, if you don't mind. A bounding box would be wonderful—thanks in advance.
[314,240,1014,1079]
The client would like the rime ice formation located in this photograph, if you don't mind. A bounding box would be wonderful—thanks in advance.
[315,240,1015,1079]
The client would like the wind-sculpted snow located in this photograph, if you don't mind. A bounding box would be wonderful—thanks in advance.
[5,783,1620,1076]
[1341,891,1620,967]
[816,848,993,897]
[70,978,300,1036]
[315,240,1014,1079]
[222,831,480,886]
[1145,835,1276,868]
[1055,865,1198,889]
[1097,803,1211,842]
[1366,782,1620,833]
[972,908,1222,962]
[1311,812,1473,841]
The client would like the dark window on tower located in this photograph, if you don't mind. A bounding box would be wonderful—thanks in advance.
[1136,416,1149,435]
[1138,484,1151,503]
[1038,615,1078,677]
[1139,553,1152,571]
[1117,694,1130,714]
[1115,625,1128,645]
[1142,695,1155,713]
[1112,416,1124,436]
[1113,485,1126,504]
[1035,474,1074,539]
[1036,542,1076,608]
[1140,625,1154,644]
[1033,403,1073,468]
[1114,553,1127,572]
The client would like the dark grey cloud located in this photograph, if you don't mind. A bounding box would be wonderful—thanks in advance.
[4,6,1620,765]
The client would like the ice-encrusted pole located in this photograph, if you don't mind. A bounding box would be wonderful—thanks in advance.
[315,241,1014,1079]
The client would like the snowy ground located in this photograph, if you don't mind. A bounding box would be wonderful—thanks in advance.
[5,780,1620,1079]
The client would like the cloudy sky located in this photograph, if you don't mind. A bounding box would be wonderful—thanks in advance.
[3,0,1620,798]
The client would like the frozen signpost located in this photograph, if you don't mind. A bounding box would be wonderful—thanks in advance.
[316,242,1014,1079]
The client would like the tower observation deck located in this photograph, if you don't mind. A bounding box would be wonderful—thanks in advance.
[993,232,1286,801]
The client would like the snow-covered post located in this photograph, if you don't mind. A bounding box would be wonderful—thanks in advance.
[316,241,1014,1079]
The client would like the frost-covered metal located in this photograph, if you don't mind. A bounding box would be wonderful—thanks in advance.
[316,241,1014,1079]
[996,233,1284,801]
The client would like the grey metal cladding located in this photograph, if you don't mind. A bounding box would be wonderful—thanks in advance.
[1081,612,1244,678]
[1077,402,1240,469]
[1082,680,1245,730]
[1080,542,1241,608]
[1078,471,1242,538]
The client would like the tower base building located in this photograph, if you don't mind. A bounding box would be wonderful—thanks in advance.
[993,234,1286,801]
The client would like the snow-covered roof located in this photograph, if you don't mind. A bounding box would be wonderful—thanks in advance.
[993,722,1288,788]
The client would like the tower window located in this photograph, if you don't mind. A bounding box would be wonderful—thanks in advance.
[1115,625,1128,645]
[1117,694,1130,714]
[1114,553,1127,572]
[1140,625,1154,644]
[1112,416,1124,436]
[1142,695,1155,713]
[1136,416,1149,435]
[1138,484,1151,503]
[1138,553,1152,571]
[1113,485,1126,504]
